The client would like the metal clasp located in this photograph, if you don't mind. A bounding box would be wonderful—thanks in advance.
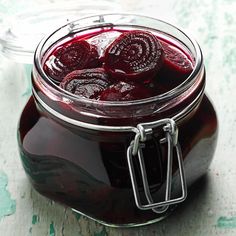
[127,118,187,213]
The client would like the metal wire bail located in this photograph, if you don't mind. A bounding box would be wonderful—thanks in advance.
[127,118,187,213]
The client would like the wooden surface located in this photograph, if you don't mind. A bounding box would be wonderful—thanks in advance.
[0,0,236,235]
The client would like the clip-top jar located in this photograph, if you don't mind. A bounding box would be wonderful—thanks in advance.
[17,14,218,227]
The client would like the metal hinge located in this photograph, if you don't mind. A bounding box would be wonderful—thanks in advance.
[127,118,187,213]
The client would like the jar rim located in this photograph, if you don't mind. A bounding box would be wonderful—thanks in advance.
[34,13,203,107]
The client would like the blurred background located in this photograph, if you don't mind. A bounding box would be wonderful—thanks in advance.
[0,0,236,236]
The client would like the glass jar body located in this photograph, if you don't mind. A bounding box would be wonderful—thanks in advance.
[17,14,218,227]
[17,92,217,226]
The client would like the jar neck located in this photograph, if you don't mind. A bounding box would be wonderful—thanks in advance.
[32,65,205,127]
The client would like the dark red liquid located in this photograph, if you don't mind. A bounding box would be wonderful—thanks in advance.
[18,28,218,225]
[43,28,194,99]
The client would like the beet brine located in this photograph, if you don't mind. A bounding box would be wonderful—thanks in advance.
[18,15,218,227]
[43,29,193,100]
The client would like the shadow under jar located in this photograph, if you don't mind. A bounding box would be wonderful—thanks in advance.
[17,14,218,227]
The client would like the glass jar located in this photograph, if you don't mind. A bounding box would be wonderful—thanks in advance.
[17,14,218,227]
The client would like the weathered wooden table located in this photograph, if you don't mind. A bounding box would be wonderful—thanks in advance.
[0,0,236,235]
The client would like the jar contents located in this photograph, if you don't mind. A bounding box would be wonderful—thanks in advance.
[18,22,217,226]
[44,28,193,100]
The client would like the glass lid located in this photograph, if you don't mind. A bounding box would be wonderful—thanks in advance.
[0,0,122,64]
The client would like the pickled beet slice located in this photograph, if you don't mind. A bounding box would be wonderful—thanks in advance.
[60,68,110,99]
[154,41,194,90]
[44,40,100,82]
[161,41,193,74]
[99,81,152,101]
[104,30,164,80]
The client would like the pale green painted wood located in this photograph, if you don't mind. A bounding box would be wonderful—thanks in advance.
[0,0,236,235]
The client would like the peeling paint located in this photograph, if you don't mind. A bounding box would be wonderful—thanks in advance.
[29,227,32,235]
[217,216,236,228]
[73,211,82,221]
[50,222,56,236]
[0,171,16,220]
[32,214,40,225]
[94,226,107,236]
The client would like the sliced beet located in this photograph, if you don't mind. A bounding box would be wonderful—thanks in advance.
[99,81,153,101]
[60,68,110,99]
[104,30,164,80]
[155,41,194,89]
[161,41,193,74]
[44,40,100,82]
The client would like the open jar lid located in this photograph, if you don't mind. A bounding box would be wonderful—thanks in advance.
[0,0,122,64]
